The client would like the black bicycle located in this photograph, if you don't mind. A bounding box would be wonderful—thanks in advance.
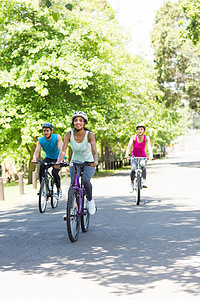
[131,157,147,205]
[36,161,59,213]
[59,161,92,242]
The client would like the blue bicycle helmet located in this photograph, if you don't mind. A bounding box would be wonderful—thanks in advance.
[42,122,53,130]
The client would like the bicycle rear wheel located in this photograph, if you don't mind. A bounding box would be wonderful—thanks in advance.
[81,193,90,232]
[66,188,80,242]
[136,173,141,205]
[39,178,48,213]
[50,179,58,208]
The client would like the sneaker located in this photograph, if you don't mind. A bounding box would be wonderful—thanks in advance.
[87,199,96,215]
[143,181,147,188]
[57,189,62,199]
[129,182,134,193]
[63,214,67,221]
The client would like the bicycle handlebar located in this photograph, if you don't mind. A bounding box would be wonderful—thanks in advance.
[56,161,94,168]
[35,160,56,167]
[69,161,93,167]
[32,160,41,164]
[131,157,148,160]
[33,161,94,168]
[59,162,69,167]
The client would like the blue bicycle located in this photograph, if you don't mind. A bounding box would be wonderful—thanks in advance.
[60,161,91,242]
[36,161,58,213]
[131,157,147,205]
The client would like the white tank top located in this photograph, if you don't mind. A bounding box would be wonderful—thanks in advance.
[70,130,94,163]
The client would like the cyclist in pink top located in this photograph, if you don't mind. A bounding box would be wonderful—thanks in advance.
[125,123,153,192]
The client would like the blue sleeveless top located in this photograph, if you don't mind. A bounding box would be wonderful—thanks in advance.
[39,134,59,159]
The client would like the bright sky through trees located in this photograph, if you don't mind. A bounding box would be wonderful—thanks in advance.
[107,0,178,61]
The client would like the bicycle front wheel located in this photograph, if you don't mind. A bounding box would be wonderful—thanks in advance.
[66,188,80,242]
[39,178,48,213]
[81,193,90,232]
[136,173,141,205]
[50,179,58,209]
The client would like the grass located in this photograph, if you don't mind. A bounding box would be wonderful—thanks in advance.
[94,166,129,178]
[0,166,130,202]
[4,181,19,187]
[94,169,120,178]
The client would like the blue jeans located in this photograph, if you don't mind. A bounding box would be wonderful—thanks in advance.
[69,165,95,201]
[131,158,146,181]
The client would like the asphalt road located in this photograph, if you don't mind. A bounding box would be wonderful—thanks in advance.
[0,151,200,300]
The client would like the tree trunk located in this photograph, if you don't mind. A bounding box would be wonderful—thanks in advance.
[105,146,114,170]
[27,144,37,184]
[100,140,104,163]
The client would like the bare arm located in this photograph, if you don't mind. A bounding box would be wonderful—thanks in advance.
[32,142,41,162]
[125,135,134,158]
[55,132,70,166]
[147,136,153,159]
[88,132,98,167]
[57,134,63,152]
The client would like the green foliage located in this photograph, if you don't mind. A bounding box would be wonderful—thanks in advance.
[151,1,186,106]
[151,0,200,114]
[0,0,126,158]
[0,0,185,175]
[182,0,200,45]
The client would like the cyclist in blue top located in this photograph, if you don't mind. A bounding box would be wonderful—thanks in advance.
[32,123,63,199]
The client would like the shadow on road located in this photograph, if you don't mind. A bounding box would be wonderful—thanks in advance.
[171,161,200,168]
[0,191,199,297]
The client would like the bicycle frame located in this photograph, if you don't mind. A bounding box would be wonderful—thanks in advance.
[36,161,59,212]
[62,161,91,242]
[131,157,147,205]
[131,157,147,185]
[135,160,142,186]
[42,163,55,193]
[71,164,86,215]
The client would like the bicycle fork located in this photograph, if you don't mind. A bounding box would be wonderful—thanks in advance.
[135,169,142,190]
[43,178,50,196]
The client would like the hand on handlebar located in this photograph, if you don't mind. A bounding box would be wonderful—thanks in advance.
[90,161,98,168]
[54,163,61,169]
[54,162,69,169]
[32,159,41,164]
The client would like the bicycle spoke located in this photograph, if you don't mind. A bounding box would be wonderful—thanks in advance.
[51,179,58,209]
[136,173,141,205]
[66,188,80,242]
[39,178,48,213]
[81,193,90,232]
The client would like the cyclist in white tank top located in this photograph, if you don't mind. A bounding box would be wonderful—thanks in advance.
[70,130,94,163]
[55,111,98,215]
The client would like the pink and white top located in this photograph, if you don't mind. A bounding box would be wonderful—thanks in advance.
[132,135,147,157]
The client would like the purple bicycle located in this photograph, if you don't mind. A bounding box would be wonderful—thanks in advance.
[60,161,91,242]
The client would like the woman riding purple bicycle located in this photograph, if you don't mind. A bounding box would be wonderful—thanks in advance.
[55,111,98,215]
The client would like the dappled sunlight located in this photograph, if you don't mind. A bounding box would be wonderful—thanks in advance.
[0,191,200,296]
[1,155,200,297]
